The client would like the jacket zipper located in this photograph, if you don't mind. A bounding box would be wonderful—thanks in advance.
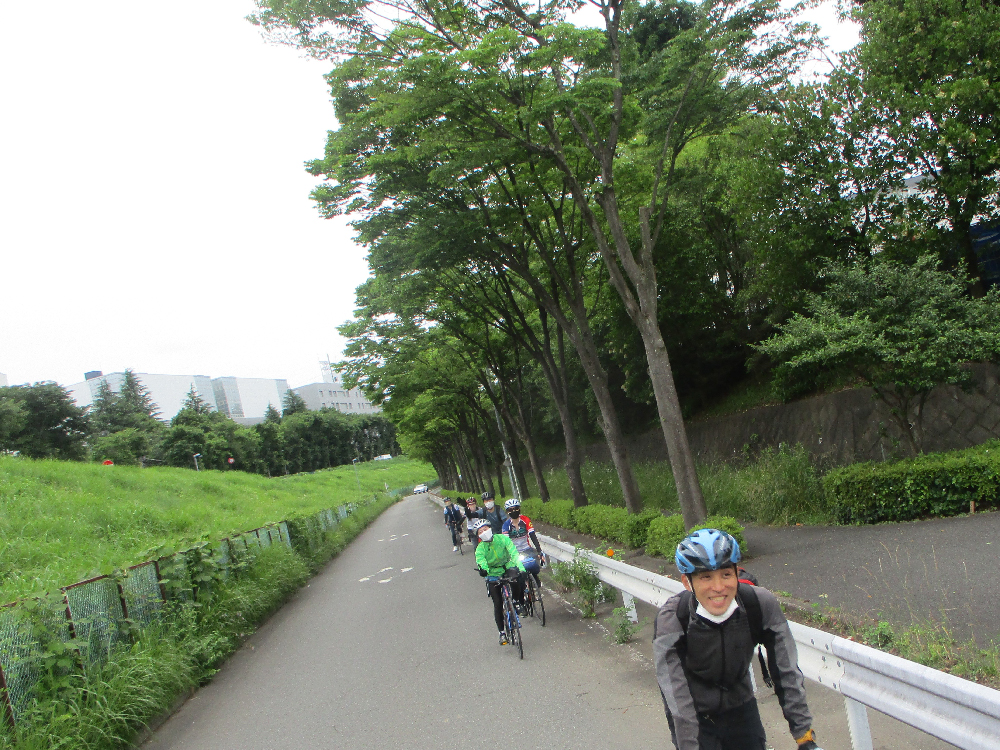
[718,623,726,712]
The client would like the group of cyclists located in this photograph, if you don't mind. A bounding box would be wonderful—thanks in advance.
[442,491,545,645]
[439,493,826,750]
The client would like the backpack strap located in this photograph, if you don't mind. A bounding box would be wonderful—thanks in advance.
[737,583,773,689]
[737,583,763,644]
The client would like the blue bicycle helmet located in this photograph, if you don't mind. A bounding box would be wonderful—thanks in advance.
[675,529,741,574]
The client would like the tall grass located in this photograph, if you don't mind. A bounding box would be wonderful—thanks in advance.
[0,456,434,602]
[526,444,828,525]
[1,496,397,749]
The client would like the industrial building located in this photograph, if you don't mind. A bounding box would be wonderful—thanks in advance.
[292,361,381,415]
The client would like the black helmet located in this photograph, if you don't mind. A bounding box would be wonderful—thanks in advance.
[675,529,741,575]
[481,491,494,501]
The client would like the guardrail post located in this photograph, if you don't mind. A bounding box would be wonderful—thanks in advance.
[621,591,638,624]
[845,697,874,750]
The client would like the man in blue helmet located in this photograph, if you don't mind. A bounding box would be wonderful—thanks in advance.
[652,529,823,750]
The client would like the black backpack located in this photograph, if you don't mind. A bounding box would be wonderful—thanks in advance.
[671,581,774,689]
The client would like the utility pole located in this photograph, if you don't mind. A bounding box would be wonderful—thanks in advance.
[493,405,521,501]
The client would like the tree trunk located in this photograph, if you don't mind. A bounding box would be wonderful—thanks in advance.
[510,392,550,501]
[638,315,708,528]
[527,281,642,512]
[552,322,587,507]
[571,313,643,514]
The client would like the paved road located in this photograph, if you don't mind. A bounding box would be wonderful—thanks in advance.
[743,510,1000,644]
[144,495,671,750]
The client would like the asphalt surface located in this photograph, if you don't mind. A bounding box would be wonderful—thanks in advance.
[142,495,671,750]
[743,510,1000,644]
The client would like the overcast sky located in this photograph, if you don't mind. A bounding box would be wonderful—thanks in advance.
[0,1,857,391]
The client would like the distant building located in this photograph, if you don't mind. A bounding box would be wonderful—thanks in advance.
[0,373,7,387]
[212,376,290,424]
[292,361,381,415]
[67,371,289,425]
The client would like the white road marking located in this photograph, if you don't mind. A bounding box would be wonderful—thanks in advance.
[402,533,409,537]
[377,539,384,542]
[401,567,413,573]
[359,577,370,582]
[378,567,393,573]
[378,578,392,584]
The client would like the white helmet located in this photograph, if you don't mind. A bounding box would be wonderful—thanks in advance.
[504,498,520,511]
[469,518,490,532]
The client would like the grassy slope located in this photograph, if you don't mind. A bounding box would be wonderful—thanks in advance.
[0,456,434,602]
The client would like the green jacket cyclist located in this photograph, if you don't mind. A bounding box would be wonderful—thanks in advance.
[472,518,527,644]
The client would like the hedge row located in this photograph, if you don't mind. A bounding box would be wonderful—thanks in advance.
[822,441,1000,524]
[645,514,748,559]
[517,498,746,560]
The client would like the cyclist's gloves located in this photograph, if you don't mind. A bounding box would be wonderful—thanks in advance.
[478,568,488,577]
[796,729,822,750]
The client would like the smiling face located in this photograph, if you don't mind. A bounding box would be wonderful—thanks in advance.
[682,566,738,617]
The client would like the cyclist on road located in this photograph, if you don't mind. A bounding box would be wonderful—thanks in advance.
[472,518,527,645]
[465,497,484,549]
[480,491,505,534]
[501,499,545,586]
[442,497,466,552]
[653,529,824,750]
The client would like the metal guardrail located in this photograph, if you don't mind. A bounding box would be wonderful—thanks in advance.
[537,534,1000,750]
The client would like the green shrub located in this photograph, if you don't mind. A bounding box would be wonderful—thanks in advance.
[573,504,629,541]
[644,514,747,561]
[538,499,576,529]
[622,509,661,548]
[519,498,544,521]
[823,442,1000,524]
[645,514,686,558]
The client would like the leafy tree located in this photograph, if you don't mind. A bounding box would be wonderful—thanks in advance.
[758,257,1000,454]
[847,0,1000,290]
[90,428,151,466]
[0,383,90,459]
[282,389,309,418]
[252,0,819,527]
[0,398,26,448]
[264,403,282,423]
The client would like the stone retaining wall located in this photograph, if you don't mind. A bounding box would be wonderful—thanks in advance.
[571,364,1000,468]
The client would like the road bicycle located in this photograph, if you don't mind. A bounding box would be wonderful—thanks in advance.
[525,572,545,626]
[498,572,524,659]
[448,522,464,554]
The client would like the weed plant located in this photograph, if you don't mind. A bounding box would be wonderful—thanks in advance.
[550,547,615,617]
[0,455,432,602]
[526,443,828,525]
[605,606,646,645]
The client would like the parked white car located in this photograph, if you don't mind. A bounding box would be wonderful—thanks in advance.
[413,483,428,494]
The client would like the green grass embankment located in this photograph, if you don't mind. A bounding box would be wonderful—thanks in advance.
[0,456,434,602]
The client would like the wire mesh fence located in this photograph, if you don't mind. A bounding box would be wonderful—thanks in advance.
[0,501,358,734]
[63,577,128,664]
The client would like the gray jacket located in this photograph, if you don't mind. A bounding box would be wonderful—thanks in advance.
[652,585,812,750]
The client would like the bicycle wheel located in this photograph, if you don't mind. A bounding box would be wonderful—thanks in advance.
[502,595,516,648]
[503,591,523,659]
[528,576,545,626]
[512,612,523,659]
[457,534,464,555]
